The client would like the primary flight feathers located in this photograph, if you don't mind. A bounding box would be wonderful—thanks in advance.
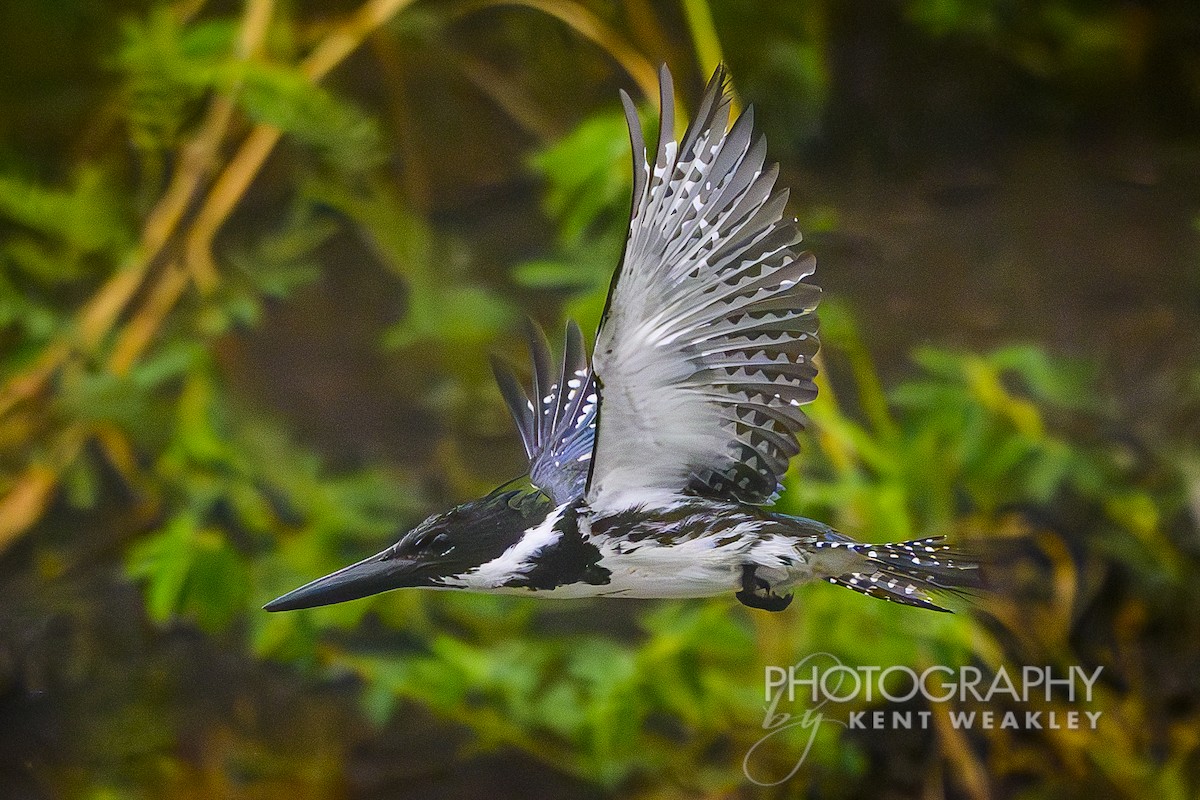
[504,65,820,510]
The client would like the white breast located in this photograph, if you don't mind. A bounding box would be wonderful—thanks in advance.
[537,520,814,600]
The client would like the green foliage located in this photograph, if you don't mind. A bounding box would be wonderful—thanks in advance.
[0,166,134,361]
[905,0,1000,39]
[235,63,385,175]
[204,203,332,334]
[116,8,382,175]
[335,601,764,787]
[115,9,238,152]
[515,108,636,331]
[127,510,249,631]
[791,300,1108,531]
[0,168,132,258]
[530,108,634,246]
[510,104,641,334]
[307,178,517,349]
[904,0,1146,87]
[2,0,1199,798]
[115,357,423,641]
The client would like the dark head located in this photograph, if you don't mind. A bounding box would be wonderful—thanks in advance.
[263,490,546,611]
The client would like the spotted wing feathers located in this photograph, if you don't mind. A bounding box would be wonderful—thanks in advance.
[587,65,820,508]
[491,320,597,505]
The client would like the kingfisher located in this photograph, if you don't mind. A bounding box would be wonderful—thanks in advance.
[265,65,978,615]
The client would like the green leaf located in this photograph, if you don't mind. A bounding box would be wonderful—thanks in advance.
[226,208,335,299]
[130,339,204,390]
[115,10,236,150]
[988,344,1098,410]
[512,259,602,290]
[384,284,515,349]
[63,451,101,510]
[812,296,863,351]
[125,512,199,624]
[183,528,250,632]
[233,63,384,174]
[530,109,632,243]
[0,168,132,255]
[911,346,970,381]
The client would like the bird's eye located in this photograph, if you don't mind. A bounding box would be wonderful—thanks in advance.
[430,533,452,556]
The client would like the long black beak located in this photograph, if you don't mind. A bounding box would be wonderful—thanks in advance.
[263,551,421,612]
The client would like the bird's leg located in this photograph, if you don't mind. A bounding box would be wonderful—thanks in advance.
[736,564,793,612]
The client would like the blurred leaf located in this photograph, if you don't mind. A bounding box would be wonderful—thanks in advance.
[512,259,602,290]
[183,526,250,631]
[530,109,632,244]
[384,284,515,349]
[0,168,132,255]
[125,511,200,623]
[233,63,384,174]
[989,344,1099,410]
[115,9,236,150]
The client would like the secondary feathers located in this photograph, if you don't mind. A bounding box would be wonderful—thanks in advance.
[490,320,596,505]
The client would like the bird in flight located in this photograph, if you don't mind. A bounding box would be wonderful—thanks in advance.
[266,65,978,614]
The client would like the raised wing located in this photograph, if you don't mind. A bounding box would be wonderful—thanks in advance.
[586,65,820,509]
[491,320,597,505]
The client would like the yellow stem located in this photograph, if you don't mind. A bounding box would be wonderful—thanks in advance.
[680,0,741,115]
[449,0,660,104]
[0,426,84,554]
[108,261,191,376]
[184,0,419,293]
[2,0,415,544]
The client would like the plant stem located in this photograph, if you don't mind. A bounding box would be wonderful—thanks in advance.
[450,0,660,104]
[184,0,419,295]
[0,0,419,545]
[680,0,740,114]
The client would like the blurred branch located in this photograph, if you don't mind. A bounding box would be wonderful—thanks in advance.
[303,0,416,81]
[623,0,678,69]
[0,465,57,552]
[930,699,991,800]
[0,426,84,553]
[0,0,419,545]
[184,0,277,291]
[368,31,431,210]
[172,0,212,23]
[109,261,191,376]
[3,0,417,398]
[455,55,563,142]
[449,0,660,104]
[183,0,418,295]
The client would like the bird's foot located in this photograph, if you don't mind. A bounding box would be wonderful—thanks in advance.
[736,565,793,612]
